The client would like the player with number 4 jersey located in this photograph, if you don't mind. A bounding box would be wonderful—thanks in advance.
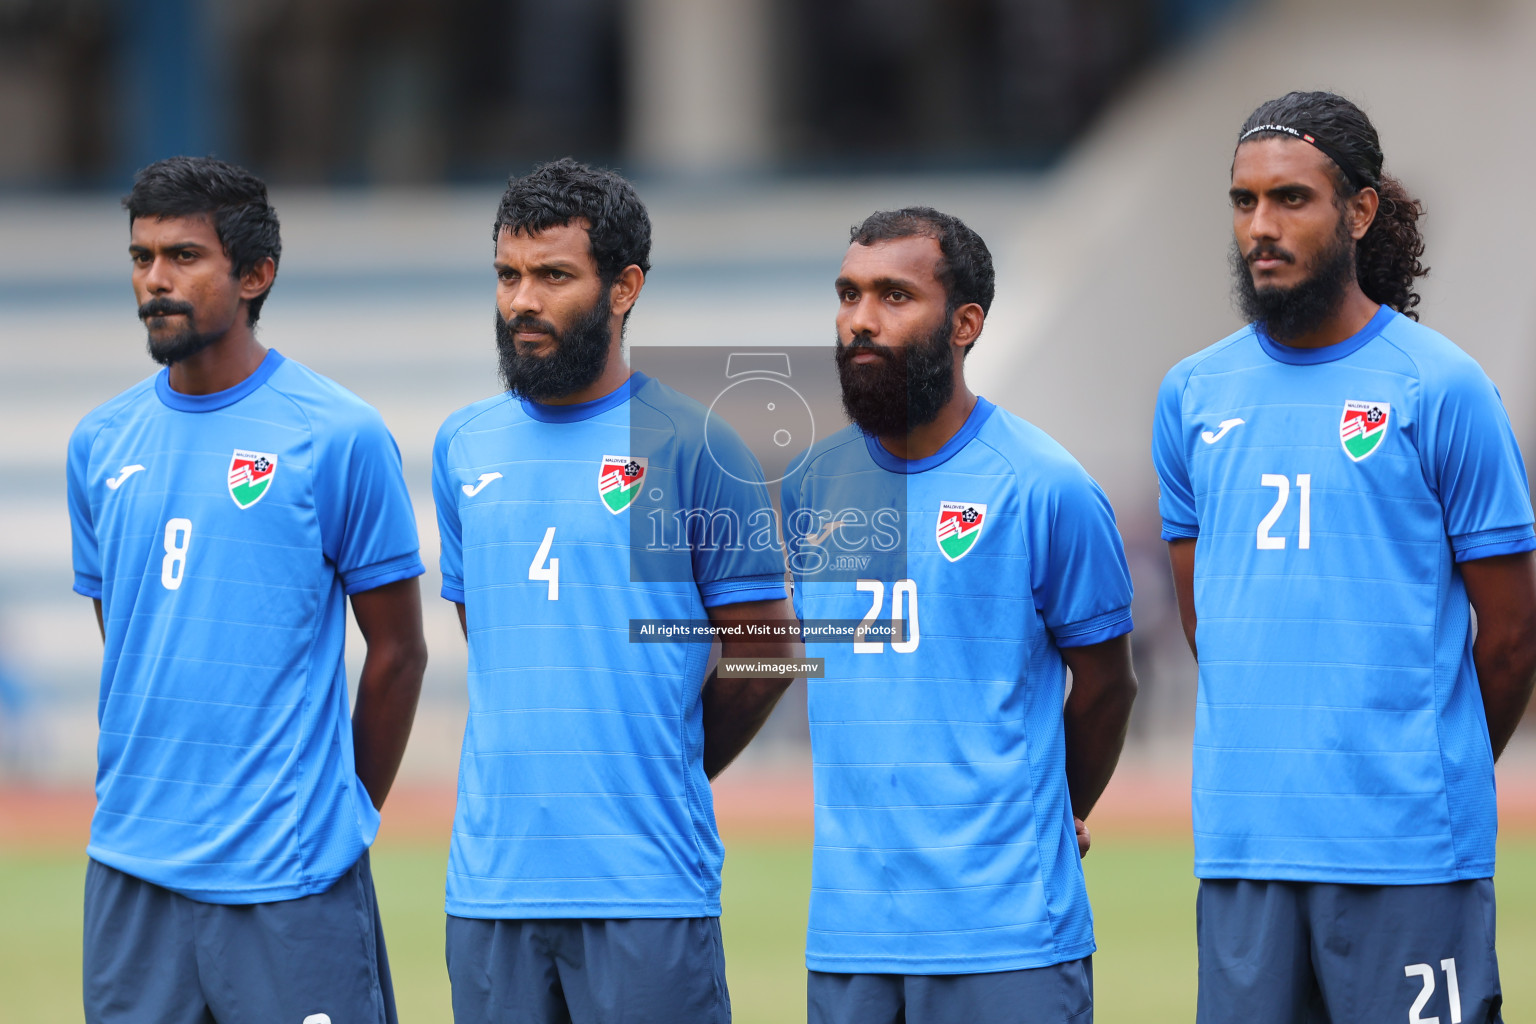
[68,158,425,1024]
[1155,93,1536,1024]
[432,160,796,1024]
[784,208,1138,1024]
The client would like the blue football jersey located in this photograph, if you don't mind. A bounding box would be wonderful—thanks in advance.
[432,372,787,920]
[781,398,1134,975]
[1153,306,1536,884]
[66,350,424,903]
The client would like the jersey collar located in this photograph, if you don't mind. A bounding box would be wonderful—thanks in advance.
[1257,304,1396,365]
[863,396,996,475]
[520,372,646,423]
[154,348,285,412]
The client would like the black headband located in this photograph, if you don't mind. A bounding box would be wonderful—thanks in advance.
[1238,123,1375,191]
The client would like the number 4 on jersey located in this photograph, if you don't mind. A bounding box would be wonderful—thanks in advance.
[529,526,559,600]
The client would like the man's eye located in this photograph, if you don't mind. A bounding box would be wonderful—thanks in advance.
[548,270,569,281]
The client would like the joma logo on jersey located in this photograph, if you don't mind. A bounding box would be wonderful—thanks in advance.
[228,449,278,509]
[598,455,647,514]
[936,501,987,562]
[1339,401,1390,462]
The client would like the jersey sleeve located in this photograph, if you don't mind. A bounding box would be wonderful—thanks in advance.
[1025,464,1134,648]
[431,416,466,604]
[314,408,425,595]
[1152,363,1199,541]
[67,421,102,599]
[689,415,787,609]
[1421,361,1536,561]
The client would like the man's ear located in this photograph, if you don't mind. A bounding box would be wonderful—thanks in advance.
[238,256,277,302]
[952,302,985,353]
[1346,186,1380,242]
[610,264,645,317]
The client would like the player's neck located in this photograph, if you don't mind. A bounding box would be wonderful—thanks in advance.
[166,330,268,396]
[878,382,978,462]
[1269,282,1380,350]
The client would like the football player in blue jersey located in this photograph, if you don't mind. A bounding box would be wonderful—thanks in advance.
[781,207,1139,1024]
[1154,91,1536,1024]
[432,158,798,1024]
[67,157,427,1023]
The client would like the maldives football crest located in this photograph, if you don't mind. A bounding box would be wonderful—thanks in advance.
[936,501,987,562]
[598,455,647,513]
[228,449,278,509]
[1339,400,1390,462]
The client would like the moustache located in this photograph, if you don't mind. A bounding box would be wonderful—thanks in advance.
[1245,244,1295,266]
[503,313,560,338]
[840,333,894,359]
[139,298,195,320]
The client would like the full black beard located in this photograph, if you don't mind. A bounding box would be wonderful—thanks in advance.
[1232,216,1357,343]
[139,298,221,366]
[835,315,956,437]
[495,292,613,401]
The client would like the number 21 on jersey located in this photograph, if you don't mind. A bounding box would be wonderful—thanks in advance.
[1257,473,1310,550]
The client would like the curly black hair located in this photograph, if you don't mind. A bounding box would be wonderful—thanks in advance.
[849,207,995,356]
[1238,91,1427,319]
[493,157,652,293]
[123,156,282,325]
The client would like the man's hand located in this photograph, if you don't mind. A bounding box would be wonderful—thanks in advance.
[702,596,798,779]
[1075,816,1091,858]
[1462,551,1536,760]
[350,577,428,809]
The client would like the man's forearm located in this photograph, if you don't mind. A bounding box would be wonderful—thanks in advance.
[352,641,426,809]
[701,664,793,779]
[1474,633,1536,760]
[1061,636,1138,819]
[1462,552,1536,761]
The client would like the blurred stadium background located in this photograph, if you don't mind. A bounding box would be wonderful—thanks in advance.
[3,0,1535,1020]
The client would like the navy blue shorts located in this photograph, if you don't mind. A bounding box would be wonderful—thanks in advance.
[446,915,730,1024]
[808,956,1093,1024]
[83,853,396,1024]
[1197,878,1502,1024]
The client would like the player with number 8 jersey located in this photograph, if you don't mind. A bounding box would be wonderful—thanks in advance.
[68,157,425,1024]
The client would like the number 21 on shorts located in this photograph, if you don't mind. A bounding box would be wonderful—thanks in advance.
[1405,958,1462,1024]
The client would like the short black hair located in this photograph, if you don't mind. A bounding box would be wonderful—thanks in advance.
[123,156,282,325]
[849,207,996,330]
[493,157,652,291]
[1238,92,1428,319]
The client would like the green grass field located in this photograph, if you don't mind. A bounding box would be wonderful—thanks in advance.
[4,834,1534,1022]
